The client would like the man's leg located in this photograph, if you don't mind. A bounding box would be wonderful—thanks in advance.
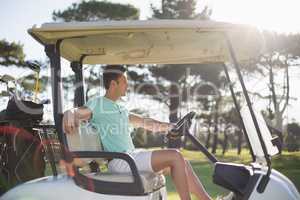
[151,149,212,200]
[151,149,191,200]
[185,160,211,200]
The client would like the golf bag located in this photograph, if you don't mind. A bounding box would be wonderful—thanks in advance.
[0,97,45,195]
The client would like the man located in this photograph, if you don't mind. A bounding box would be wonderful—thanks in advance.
[63,65,211,200]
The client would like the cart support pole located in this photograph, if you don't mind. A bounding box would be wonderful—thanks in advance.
[222,63,255,161]
[71,61,85,107]
[45,42,71,163]
[224,33,271,193]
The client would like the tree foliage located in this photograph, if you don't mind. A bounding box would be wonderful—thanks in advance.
[53,0,139,21]
[151,0,212,20]
[285,122,300,152]
[151,0,196,19]
[0,39,26,67]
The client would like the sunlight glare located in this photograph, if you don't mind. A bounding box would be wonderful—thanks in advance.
[209,0,300,33]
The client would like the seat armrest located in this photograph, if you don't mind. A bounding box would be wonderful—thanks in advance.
[70,151,145,195]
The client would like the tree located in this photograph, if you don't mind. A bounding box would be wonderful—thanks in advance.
[151,0,196,19]
[0,40,28,100]
[221,103,245,155]
[0,39,26,67]
[285,122,300,152]
[255,32,300,147]
[53,0,139,21]
[191,72,225,154]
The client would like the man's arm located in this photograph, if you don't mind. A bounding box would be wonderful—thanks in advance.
[129,113,173,133]
[60,107,92,176]
[63,106,92,134]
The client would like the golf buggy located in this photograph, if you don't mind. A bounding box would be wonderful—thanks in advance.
[1,20,300,200]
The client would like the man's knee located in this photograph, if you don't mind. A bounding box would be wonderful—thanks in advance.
[168,149,185,164]
[152,149,185,167]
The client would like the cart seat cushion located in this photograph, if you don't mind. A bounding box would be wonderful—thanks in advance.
[88,171,166,193]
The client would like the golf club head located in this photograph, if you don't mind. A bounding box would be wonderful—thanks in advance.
[0,77,7,83]
[40,99,51,104]
[25,60,41,72]
[0,74,15,83]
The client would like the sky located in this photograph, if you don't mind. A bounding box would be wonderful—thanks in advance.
[1,0,300,61]
[0,0,300,122]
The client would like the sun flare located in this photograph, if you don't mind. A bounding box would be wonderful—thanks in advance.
[209,0,300,33]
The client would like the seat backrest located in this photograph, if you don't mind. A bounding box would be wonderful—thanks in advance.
[66,122,106,166]
[67,122,102,151]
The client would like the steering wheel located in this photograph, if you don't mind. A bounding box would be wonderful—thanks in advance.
[166,111,196,140]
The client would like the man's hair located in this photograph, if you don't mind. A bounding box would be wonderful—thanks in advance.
[103,65,126,90]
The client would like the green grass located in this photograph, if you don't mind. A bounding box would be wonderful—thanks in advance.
[165,149,300,200]
[271,151,300,189]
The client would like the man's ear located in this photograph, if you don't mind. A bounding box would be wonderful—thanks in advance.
[110,80,117,88]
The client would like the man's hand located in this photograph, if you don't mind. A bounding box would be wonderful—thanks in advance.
[59,159,75,177]
[63,107,92,134]
[63,110,79,134]
[59,158,87,177]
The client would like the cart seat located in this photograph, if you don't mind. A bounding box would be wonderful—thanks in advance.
[88,171,166,193]
[66,122,107,166]
[66,122,166,194]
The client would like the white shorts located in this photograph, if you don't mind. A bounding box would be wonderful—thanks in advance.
[108,149,154,173]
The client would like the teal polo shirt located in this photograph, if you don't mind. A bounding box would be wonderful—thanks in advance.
[85,96,135,153]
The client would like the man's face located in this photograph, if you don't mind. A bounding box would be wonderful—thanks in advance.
[114,73,128,97]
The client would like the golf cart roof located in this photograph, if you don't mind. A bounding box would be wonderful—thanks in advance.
[28,20,264,65]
